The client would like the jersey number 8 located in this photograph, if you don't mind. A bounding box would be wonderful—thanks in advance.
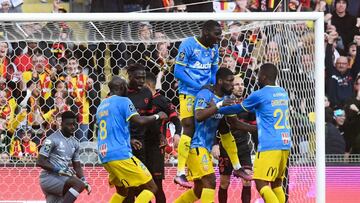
[99,120,107,140]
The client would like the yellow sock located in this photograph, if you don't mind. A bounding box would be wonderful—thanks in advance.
[273,186,285,203]
[109,193,125,203]
[174,189,199,203]
[134,189,154,203]
[259,186,279,203]
[177,134,192,175]
[200,188,215,203]
[220,132,240,170]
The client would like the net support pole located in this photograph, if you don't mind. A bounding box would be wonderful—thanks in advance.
[314,14,325,203]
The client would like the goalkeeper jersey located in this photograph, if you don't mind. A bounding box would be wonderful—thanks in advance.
[219,85,291,152]
[39,130,80,172]
[96,95,139,163]
[175,36,219,96]
[190,88,224,152]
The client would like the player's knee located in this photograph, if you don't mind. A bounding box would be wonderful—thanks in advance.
[144,179,158,194]
[115,186,128,197]
[181,118,194,136]
[272,178,282,189]
[220,176,230,189]
[66,177,85,193]
[202,173,216,189]
[242,179,252,187]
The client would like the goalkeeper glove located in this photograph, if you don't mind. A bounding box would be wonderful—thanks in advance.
[81,177,92,195]
[53,167,76,177]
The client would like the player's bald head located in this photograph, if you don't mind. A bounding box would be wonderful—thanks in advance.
[259,63,278,83]
[108,76,127,96]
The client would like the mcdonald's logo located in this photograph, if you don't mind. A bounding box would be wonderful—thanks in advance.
[266,167,278,177]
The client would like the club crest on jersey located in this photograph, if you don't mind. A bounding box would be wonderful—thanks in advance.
[282,132,289,145]
[194,49,201,57]
[99,143,108,157]
[179,52,185,61]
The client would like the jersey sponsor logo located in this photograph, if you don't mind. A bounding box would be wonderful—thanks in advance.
[192,61,211,69]
[179,52,185,61]
[211,113,224,119]
[266,167,278,177]
[99,143,108,157]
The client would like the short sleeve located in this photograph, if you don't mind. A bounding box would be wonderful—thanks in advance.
[123,98,139,121]
[175,39,191,67]
[39,138,55,157]
[195,90,212,110]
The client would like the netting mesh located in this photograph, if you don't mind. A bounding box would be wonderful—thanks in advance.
[0,20,316,202]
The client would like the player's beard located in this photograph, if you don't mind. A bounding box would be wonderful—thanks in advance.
[222,86,233,96]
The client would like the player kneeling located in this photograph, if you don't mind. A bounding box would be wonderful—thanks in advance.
[37,111,91,203]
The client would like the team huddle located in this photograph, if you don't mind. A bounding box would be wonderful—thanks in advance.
[37,20,291,203]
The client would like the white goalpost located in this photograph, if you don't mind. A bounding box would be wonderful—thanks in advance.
[0,12,324,203]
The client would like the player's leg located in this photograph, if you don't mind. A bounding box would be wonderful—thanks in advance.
[271,150,290,203]
[103,157,154,203]
[135,179,158,203]
[39,173,70,202]
[218,142,233,203]
[199,173,216,202]
[238,141,253,203]
[253,151,283,203]
[219,175,231,203]
[62,176,86,203]
[174,180,201,203]
[175,94,195,188]
[145,144,166,203]
[109,186,128,203]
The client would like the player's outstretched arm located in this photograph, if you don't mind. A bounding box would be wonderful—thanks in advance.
[218,104,243,115]
[226,116,257,133]
[129,111,168,125]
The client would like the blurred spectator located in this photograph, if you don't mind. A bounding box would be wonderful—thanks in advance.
[325,107,346,154]
[179,0,213,12]
[251,0,282,11]
[220,53,237,73]
[14,41,37,72]
[343,75,360,153]
[65,57,95,142]
[90,0,124,12]
[325,34,360,109]
[330,0,358,49]
[0,0,23,13]
[148,0,174,12]
[9,127,38,161]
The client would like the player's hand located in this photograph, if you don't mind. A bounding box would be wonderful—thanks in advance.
[81,177,92,195]
[173,134,180,149]
[157,111,168,120]
[57,167,76,177]
[131,139,142,150]
[211,144,220,160]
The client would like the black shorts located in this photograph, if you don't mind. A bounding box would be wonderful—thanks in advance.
[145,143,165,180]
[218,141,252,176]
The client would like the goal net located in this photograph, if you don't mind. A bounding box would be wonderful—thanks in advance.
[0,13,324,203]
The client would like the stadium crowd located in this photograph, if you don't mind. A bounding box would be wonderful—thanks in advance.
[0,0,358,166]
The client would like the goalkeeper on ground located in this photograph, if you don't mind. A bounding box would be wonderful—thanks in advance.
[37,111,91,203]
[174,20,222,188]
